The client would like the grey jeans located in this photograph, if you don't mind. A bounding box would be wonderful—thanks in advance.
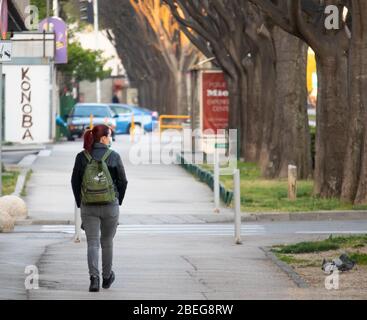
[81,199,119,278]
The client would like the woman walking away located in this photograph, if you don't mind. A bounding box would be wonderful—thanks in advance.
[71,125,128,292]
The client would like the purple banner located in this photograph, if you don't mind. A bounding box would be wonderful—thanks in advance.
[39,17,68,64]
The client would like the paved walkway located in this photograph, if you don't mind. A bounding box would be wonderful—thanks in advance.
[27,233,302,300]
[7,134,364,300]
[0,232,67,299]
[3,222,366,300]
[24,134,234,224]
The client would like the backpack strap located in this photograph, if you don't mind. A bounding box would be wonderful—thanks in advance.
[83,150,93,163]
[101,149,113,163]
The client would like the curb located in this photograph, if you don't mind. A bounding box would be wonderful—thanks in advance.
[15,210,367,226]
[175,154,367,222]
[12,168,31,197]
[11,154,39,198]
[176,153,233,206]
[15,219,74,226]
[2,145,46,152]
[260,246,309,289]
[249,210,367,222]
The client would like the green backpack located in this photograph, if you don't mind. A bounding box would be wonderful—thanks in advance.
[81,149,116,205]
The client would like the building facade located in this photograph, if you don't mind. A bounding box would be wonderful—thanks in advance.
[2,1,59,144]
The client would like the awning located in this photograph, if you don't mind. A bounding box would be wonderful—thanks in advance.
[8,0,27,32]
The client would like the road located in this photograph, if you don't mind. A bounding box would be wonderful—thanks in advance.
[14,220,367,236]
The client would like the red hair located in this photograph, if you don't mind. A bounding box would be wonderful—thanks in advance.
[83,124,111,154]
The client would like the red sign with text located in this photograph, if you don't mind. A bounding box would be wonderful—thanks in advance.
[202,71,229,133]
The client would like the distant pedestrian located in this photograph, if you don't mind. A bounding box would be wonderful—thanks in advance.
[112,94,120,103]
[71,124,128,292]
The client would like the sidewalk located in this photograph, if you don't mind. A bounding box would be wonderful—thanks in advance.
[23,135,235,225]
[27,233,302,300]
[5,134,366,300]
[26,230,367,300]
[21,135,367,225]
[0,232,68,299]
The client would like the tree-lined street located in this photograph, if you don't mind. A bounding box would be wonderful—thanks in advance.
[1,0,367,302]
[0,135,364,300]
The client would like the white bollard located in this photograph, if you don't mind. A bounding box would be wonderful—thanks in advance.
[234,169,242,244]
[214,148,220,213]
[74,202,82,243]
[288,165,297,201]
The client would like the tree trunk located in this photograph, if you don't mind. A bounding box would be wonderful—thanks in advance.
[225,73,243,151]
[243,56,263,163]
[342,1,367,204]
[261,28,312,179]
[314,54,349,197]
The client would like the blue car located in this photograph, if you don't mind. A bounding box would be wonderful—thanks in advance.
[109,104,159,134]
[66,103,118,141]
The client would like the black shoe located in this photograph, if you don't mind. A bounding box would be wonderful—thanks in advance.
[89,276,100,292]
[102,271,115,289]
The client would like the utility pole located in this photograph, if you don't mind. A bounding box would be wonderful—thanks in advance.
[93,0,101,103]
[46,0,50,20]
[0,61,3,196]
[45,0,50,31]
[0,41,12,196]
[53,0,59,17]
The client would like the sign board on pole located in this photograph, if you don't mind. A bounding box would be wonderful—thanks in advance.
[0,40,12,62]
[215,143,229,149]
[200,70,229,154]
[202,71,229,133]
[39,17,68,64]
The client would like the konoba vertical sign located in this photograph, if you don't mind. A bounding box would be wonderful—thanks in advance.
[4,65,51,143]
[21,67,33,140]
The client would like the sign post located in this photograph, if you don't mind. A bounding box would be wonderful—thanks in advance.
[214,146,220,212]
[0,40,12,196]
[234,168,242,245]
[213,142,229,213]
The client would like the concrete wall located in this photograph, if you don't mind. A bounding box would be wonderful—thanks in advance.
[79,77,130,104]
[11,32,55,58]
[79,78,114,104]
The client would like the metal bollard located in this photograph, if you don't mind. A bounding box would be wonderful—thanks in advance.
[130,113,135,142]
[233,169,242,244]
[214,148,220,213]
[89,114,94,130]
[74,202,82,243]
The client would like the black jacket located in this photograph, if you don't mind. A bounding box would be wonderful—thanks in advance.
[71,143,128,208]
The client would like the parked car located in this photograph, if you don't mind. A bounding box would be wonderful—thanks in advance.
[66,103,117,141]
[109,104,159,134]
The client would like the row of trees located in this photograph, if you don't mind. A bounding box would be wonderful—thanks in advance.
[164,0,312,182]
[246,0,367,205]
[100,0,200,115]
[100,0,367,205]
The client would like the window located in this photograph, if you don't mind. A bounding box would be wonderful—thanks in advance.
[73,106,111,118]
[111,106,132,115]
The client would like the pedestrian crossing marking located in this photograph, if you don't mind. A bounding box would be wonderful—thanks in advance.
[39,224,266,236]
